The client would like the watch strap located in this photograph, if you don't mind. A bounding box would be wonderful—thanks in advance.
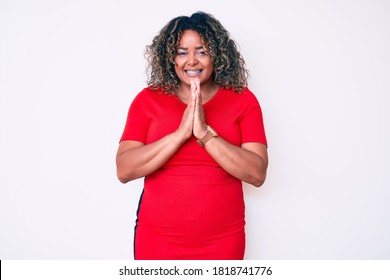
[196,125,218,146]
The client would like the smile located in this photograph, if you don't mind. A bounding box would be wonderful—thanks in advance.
[184,69,203,75]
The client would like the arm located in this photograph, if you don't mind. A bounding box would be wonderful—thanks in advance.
[192,78,268,187]
[204,139,268,187]
[116,133,184,183]
[116,89,197,184]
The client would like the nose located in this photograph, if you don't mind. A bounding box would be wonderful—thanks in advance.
[187,53,198,66]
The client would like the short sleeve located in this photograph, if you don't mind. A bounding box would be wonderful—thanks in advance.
[119,90,150,143]
[239,91,268,146]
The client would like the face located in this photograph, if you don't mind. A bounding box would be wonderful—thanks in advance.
[174,30,214,87]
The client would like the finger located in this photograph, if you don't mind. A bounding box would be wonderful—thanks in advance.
[198,88,202,105]
[190,78,196,94]
[194,90,203,122]
[189,88,197,113]
[195,77,200,96]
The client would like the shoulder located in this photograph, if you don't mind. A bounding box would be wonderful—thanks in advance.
[130,87,166,105]
[134,87,164,100]
[219,87,260,105]
[241,88,260,103]
[130,87,178,115]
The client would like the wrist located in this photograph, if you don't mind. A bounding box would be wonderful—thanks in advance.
[196,126,208,139]
[196,125,218,146]
[172,129,190,145]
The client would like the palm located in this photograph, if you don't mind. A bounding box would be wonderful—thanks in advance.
[192,78,207,138]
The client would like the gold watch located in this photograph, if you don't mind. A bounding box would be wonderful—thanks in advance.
[196,125,218,146]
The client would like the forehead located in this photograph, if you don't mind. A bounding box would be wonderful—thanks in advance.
[177,30,205,47]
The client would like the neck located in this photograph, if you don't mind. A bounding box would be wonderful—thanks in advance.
[176,81,218,104]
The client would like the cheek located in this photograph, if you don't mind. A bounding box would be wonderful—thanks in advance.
[174,59,184,69]
[202,58,213,71]
[174,65,183,78]
[204,62,214,73]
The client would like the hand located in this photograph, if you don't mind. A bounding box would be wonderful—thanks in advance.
[192,77,207,139]
[174,83,196,142]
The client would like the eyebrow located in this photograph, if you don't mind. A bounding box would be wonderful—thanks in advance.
[176,46,205,50]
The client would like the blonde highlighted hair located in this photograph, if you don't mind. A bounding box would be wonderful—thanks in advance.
[145,11,249,94]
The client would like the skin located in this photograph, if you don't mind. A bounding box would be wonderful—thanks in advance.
[116,30,268,187]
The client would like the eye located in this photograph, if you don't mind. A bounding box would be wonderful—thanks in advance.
[177,51,188,56]
[197,50,208,56]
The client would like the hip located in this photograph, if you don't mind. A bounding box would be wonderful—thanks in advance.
[137,165,245,233]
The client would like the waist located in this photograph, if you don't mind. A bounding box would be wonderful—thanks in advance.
[138,165,244,230]
[146,165,239,185]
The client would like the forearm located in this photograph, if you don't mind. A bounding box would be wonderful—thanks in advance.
[116,131,185,183]
[204,137,268,187]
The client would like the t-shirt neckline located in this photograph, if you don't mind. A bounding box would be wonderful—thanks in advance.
[173,87,221,107]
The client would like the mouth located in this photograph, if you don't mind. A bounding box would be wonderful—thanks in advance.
[184,69,203,75]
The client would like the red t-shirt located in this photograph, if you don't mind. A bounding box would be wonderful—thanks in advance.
[120,86,267,260]
[120,87,267,167]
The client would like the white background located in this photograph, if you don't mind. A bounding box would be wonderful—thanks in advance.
[1,0,389,259]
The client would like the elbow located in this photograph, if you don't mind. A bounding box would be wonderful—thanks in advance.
[116,158,139,184]
[116,158,132,184]
[117,175,129,184]
[116,168,136,184]
[252,177,265,188]
[117,165,145,184]
[117,170,130,184]
[248,172,267,188]
[116,160,146,184]
[252,160,268,187]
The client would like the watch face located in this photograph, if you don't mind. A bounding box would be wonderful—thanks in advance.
[207,126,218,137]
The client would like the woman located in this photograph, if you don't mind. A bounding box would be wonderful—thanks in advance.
[116,11,268,260]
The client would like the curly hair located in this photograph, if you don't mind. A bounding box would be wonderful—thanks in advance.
[145,11,249,94]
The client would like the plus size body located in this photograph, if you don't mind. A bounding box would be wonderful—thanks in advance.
[116,12,268,260]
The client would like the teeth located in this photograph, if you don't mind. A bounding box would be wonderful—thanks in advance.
[185,70,202,74]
